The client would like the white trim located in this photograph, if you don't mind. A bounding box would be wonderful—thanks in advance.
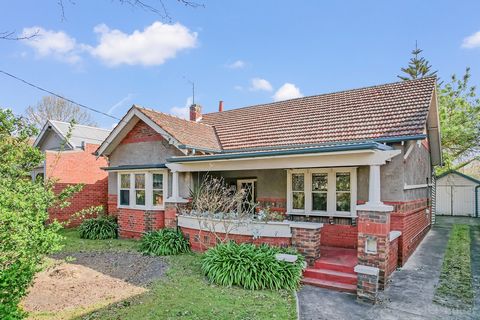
[34,120,75,150]
[403,141,415,160]
[117,169,168,210]
[354,264,379,276]
[286,167,357,217]
[357,203,393,212]
[404,183,432,190]
[288,221,323,229]
[389,230,402,241]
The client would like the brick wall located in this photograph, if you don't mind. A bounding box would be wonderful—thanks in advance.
[45,143,108,227]
[117,208,165,239]
[389,198,431,265]
[180,226,291,252]
[387,237,399,277]
[108,194,119,216]
[120,120,163,144]
[321,224,358,248]
[291,226,321,265]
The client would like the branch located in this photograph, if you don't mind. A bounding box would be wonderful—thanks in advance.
[0,30,38,41]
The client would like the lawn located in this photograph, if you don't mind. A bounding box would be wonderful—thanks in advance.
[433,224,474,310]
[53,229,297,320]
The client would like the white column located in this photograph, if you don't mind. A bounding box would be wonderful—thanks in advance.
[357,164,393,212]
[166,170,189,203]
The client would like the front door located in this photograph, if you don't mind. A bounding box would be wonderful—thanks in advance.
[237,179,257,214]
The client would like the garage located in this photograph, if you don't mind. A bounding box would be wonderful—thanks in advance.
[436,171,480,217]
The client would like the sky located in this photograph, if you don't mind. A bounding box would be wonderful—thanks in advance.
[1,0,480,129]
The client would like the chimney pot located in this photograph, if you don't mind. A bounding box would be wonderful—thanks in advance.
[189,104,202,121]
[218,100,224,112]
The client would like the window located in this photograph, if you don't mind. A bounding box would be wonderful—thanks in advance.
[117,171,168,209]
[152,173,164,206]
[336,172,351,212]
[288,168,356,216]
[312,173,328,211]
[135,174,146,206]
[292,173,305,210]
[120,174,130,206]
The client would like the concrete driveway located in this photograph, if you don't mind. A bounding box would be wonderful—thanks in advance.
[298,216,479,320]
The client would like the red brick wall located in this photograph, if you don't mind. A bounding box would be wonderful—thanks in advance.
[120,120,163,144]
[108,194,119,216]
[180,227,291,252]
[388,198,431,265]
[117,208,165,239]
[45,143,108,227]
[387,237,399,277]
[321,224,358,248]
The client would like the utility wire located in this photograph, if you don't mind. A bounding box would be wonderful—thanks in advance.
[0,69,122,122]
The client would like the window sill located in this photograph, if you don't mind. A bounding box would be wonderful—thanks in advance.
[287,211,356,218]
[117,205,165,211]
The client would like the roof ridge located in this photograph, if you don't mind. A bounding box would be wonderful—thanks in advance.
[49,119,111,132]
[203,76,437,116]
[133,104,215,129]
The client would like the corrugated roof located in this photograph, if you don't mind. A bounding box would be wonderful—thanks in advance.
[50,120,111,147]
[201,77,436,150]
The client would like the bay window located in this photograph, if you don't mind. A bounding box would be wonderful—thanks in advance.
[287,168,356,216]
[118,171,168,209]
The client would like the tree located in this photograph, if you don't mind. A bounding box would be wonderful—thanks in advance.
[437,68,480,173]
[0,109,81,319]
[398,42,437,80]
[25,95,97,128]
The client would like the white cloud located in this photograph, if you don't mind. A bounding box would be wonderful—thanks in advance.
[226,60,245,69]
[21,26,81,63]
[273,83,303,101]
[90,22,198,66]
[250,78,273,92]
[170,97,193,119]
[234,85,244,91]
[462,30,480,48]
[108,93,134,115]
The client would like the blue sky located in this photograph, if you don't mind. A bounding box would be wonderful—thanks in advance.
[1,0,480,129]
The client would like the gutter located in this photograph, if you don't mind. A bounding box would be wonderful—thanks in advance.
[101,164,167,171]
[168,141,391,163]
[476,185,480,218]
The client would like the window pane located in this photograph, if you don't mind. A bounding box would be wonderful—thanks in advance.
[153,190,163,206]
[292,192,305,209]
[120,174,130,188]
[153,173,163,189]
[120,190,130,205]
[312,173,328,191]
[336,172,350,191]
[292,174,304,191]
[336,193,351,212]
[135,174,145,189]
[312,193,327,211]
[136,190,145,205]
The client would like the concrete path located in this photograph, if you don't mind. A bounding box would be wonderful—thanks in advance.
[298,217,479,320]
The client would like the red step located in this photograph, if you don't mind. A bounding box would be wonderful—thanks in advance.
[302,277,357,293]
[303,268,357,285]
[314,261,355,274]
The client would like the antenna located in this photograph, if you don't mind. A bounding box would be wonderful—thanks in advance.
[183,76,195,104]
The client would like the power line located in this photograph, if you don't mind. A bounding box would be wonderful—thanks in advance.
[0,69,122,122]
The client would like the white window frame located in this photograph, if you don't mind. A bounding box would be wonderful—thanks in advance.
[117,169,168,210]
[287,167,357,217]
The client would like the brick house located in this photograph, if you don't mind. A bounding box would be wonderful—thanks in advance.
[33,120,111,227]
[96,77,441,302]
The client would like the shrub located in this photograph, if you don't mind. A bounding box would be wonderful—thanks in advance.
[202,242,305,290]
[79,216,118,240]
[140,228,190,256]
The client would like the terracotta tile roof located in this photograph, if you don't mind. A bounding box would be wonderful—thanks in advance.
[136,107,221,151]
[201,77,436,151]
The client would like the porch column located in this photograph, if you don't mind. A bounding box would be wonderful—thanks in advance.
[355,164,394,304]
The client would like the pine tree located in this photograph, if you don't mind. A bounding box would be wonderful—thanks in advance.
[398,42,437,80]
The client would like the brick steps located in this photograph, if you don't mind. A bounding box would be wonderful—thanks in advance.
[301,277,357,293]
[303,268,357,285]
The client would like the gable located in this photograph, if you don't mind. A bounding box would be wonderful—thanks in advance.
[37,128,71,151]
[120,120,164,145]
[438,172,480,187]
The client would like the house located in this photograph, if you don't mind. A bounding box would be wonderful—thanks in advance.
[33,120,111,227]
[436,170,479,217]
[96,77,441,302]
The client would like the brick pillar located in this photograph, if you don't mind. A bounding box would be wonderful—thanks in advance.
[354,265,380,303]
[290,222,322,266]
[357,209,392,288]
[165,202,189,228]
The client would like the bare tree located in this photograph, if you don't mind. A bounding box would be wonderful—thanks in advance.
[25,95,97,128]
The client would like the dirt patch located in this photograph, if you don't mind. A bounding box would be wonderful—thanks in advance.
[51,251,167,286]
[22,260,147,313]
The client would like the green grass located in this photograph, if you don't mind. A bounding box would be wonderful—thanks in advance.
[58,228,139,253]
[57,228,296,320]
[433,224,474,309]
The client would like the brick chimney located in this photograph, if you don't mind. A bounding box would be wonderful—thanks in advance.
[218,100,224,112]
[189,104,202,121]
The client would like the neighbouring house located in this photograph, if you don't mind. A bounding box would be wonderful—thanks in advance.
[33,120,111,227]
[436,170,479,217]
[96,77,441,302]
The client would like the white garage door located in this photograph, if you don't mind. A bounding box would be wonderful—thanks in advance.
[437,185,476,216]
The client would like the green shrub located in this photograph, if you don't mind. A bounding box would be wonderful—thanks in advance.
[79,216,118,240]
[140,228,190,256]
[202,242,305,290]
